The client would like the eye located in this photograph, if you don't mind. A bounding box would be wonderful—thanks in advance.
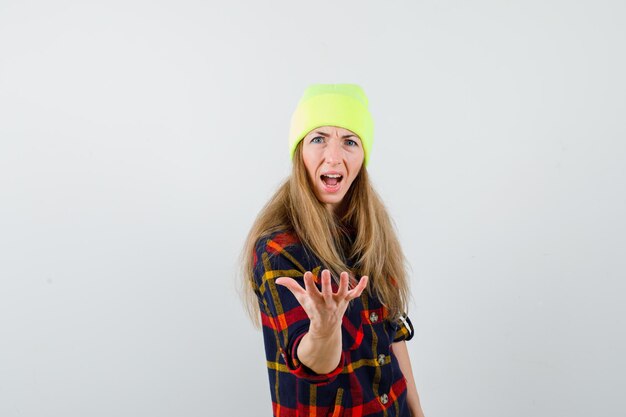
[311,136,324,144]
[345,139,358,147]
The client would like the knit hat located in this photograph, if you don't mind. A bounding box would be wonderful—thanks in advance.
[288,83,374,166]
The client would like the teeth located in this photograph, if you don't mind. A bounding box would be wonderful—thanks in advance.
[323,174,342,178]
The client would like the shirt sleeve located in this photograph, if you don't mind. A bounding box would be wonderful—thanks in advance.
[252,234,344,385]
[392,314,415,343]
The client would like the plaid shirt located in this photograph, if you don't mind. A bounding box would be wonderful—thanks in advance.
[253,231,414,417]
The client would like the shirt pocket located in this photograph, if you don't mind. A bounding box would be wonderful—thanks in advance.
[360,305,393,347]
[361,305,387,325]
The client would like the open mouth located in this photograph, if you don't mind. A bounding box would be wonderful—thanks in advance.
[321,174,344,187]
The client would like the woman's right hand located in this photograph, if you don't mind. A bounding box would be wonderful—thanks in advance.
[276,269,368,338]
[276,269,368,374]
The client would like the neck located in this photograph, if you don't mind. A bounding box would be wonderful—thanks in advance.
[327,199,348,219]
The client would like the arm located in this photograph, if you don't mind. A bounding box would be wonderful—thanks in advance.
[393,340,425,417]
[295,318,343,374]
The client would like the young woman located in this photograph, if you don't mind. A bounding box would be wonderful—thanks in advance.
[241,84,425,417]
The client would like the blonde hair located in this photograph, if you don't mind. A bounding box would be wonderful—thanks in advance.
[239,142,410,326]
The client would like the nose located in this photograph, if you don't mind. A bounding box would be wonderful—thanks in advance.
[324,139,342,165]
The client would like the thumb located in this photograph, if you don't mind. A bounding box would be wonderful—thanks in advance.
[275,277,307,298]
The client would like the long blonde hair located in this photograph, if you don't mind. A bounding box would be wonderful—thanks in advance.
[240,142,410,326]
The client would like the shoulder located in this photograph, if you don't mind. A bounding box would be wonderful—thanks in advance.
[253,229,301,262]
[253,230,319,282]
[254,229,300,252]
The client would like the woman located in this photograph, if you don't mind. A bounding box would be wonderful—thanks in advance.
[241,84,425,417]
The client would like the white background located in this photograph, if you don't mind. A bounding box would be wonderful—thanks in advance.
[1,1,624,416]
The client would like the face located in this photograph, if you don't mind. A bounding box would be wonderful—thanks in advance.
[301,125,365,215]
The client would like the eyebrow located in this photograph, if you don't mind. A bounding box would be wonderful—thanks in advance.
[313,131,357,139]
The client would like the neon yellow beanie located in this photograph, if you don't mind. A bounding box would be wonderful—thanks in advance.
[288,83,374,166]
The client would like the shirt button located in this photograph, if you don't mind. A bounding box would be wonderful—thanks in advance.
[380,393,389,404]
[370,312,379,323]
[378,354,386,365]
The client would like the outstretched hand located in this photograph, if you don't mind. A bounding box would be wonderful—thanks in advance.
[276,269,368,338]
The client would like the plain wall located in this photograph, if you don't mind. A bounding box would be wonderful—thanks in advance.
[1,0,624,416]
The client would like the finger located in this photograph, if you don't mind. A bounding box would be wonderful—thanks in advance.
[303,271,321,297]
[346,275,368,300]
[337,271,350,298]
[275,277,307,299]
[320,269,334,306]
